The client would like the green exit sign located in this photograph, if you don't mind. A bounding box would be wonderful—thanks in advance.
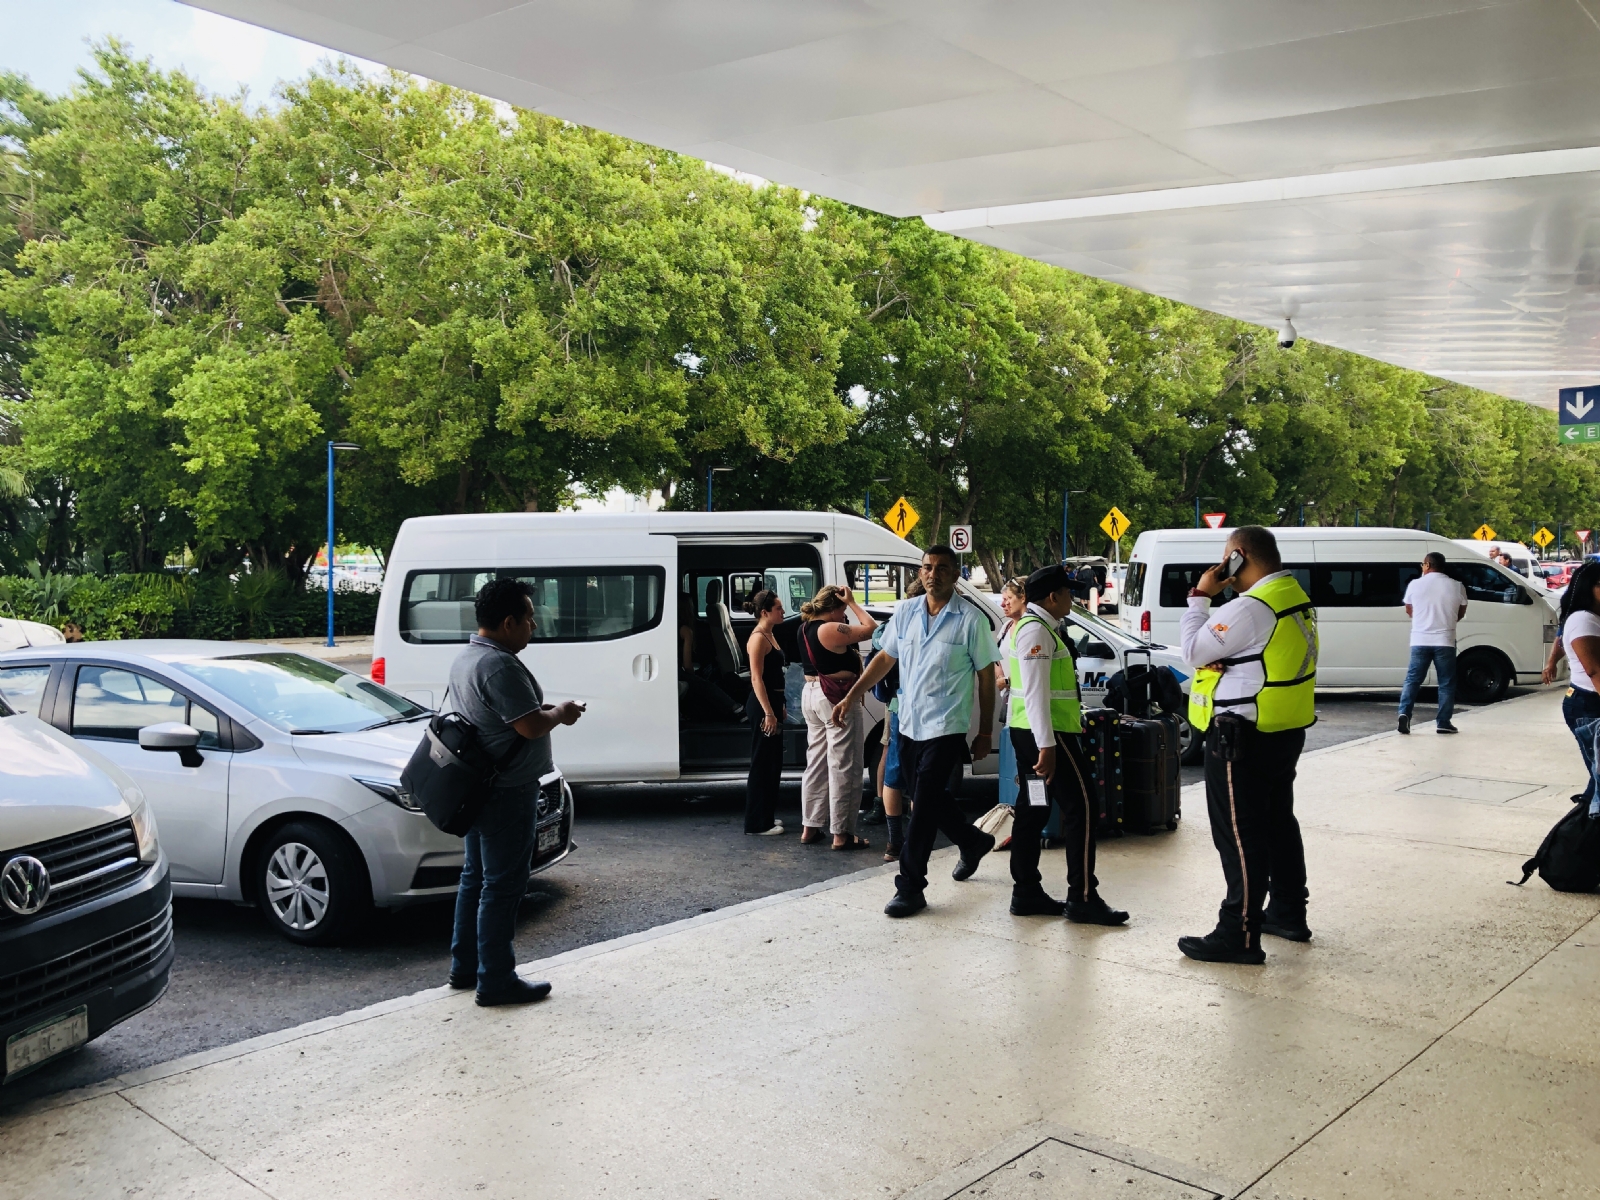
[1561,422,1600,444]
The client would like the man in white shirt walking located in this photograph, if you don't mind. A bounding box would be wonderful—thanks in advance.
[1398,552,1468,735]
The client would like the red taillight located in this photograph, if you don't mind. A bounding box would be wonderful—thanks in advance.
[1139,611,1151,635]
[371,656,385,684]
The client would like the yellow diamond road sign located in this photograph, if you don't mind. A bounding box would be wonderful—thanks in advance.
[1472,524,1497,542]
[883,496,919,538]
[1534,526,1555,548]
[1100,506,1131,541]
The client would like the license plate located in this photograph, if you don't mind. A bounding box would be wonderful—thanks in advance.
[536,824,561,854]
[6,1005,89,1079]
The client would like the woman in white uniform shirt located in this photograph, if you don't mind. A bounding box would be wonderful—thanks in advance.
[1546,562,1600,814]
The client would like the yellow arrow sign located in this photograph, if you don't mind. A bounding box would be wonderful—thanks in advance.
[1472,523,1497,541]
[1100,506,1131,541]
[883,496,919,539]
[1534,526,1555,548]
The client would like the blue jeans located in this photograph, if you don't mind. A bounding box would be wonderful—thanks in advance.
[450,784,537,993]
[1563,688,1600,813]
[1398,645,1457,727]
[882,711,903,791]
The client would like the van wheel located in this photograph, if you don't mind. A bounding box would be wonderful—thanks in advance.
[255,821,371,945]
[1177,715,1204,765]
[1456,650,1511,706]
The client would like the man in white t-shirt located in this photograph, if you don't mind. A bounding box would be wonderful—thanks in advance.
[1398,552,1469,735]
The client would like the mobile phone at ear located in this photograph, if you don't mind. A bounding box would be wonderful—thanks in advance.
[1220,550,1245,580]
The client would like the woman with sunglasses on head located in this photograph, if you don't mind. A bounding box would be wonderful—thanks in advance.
[797,584,878,849]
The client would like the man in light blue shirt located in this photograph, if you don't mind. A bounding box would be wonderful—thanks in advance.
[835,545,998,917]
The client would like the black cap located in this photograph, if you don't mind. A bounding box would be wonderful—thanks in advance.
[1025,564,1071,603]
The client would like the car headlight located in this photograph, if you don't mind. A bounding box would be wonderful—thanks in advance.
[354,776,421,812]
[130,801,160,863]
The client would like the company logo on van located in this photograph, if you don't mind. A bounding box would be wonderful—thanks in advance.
[1,855,50,916]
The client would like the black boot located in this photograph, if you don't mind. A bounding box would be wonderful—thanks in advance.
[1178,929,1265,965]
[1260,909,1312,941]
[861,802,887,826]
[952,830,996,881]
[884,890,927,918]
[1065,895,1129,926]
[1009,888,1066,917]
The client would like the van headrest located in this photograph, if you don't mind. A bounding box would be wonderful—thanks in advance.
[705,578,723,605]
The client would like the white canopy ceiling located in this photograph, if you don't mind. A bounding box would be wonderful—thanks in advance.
[184,0,1600,405]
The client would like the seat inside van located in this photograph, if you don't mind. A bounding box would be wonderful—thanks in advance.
[677,542,820,774]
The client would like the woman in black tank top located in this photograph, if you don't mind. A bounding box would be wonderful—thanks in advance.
[744,589,790,836]
[797,585,878,849]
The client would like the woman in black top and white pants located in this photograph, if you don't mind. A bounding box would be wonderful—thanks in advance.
[798,586,877,849]
[744,590,789,836]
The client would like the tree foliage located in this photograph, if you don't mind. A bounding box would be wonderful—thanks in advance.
[2,44,1597,590]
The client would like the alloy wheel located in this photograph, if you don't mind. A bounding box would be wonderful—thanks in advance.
[265,841,330,931]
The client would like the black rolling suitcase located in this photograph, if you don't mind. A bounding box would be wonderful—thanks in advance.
[1114,647,1182,834]
[1081,707,1125,838]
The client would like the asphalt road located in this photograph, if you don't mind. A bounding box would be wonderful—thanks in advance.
[1,686,1528,1107]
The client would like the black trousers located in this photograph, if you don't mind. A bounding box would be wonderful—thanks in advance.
[744,692,784,833]
[896,733,989,896]
[1008,727,1098,903]
[1203,719,1307,948]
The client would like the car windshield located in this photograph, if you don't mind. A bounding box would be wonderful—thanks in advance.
[1068,604,1143,647]
[179,653,428,734]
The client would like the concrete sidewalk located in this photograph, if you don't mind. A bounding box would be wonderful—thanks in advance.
[6,690,1599,1199]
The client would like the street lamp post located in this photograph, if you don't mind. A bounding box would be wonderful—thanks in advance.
[1194,495,1222,529]
[706,466,732,512]
[325,441,360,648]
[864,477,890,522]
[1062,488,1086,560]
[1424,511,1438,533]
[1299,500,1316,527]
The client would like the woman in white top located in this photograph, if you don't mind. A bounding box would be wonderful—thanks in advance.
[1546,562,1600,814]
[994,579,1028,812]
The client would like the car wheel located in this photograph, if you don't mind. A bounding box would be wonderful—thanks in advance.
[1177,714,1204,765]
[255,820,371,945]
[1456,649,1511,706]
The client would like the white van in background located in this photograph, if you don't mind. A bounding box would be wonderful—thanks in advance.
[1122,527,1556,705]
[1453,538,1535,579]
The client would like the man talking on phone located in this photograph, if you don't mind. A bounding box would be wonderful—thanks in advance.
[1180,526,1318,964]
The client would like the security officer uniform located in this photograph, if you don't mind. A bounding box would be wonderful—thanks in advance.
[1007,566,1128,924]
[1180,569,1317,962]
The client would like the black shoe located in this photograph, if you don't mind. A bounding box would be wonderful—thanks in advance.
[1397,714,1410,734]
[952,831,996,881]
[1066,896,1129,926]
[475,978,553,1006]
[884,891,927,918]
[1178,931,1265,965]
[1260,914,1313,942]
[1436,723,1459,734]
[861,804,887,826]
[448,973,474,990]
[1009,890,1066,917]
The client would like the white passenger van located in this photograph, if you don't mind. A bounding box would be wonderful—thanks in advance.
[1452,538,1535,579]
[374,512,1012,783]
[1122,527,1557,705]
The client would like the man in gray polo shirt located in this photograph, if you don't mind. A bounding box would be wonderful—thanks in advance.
[448,577,584,1006]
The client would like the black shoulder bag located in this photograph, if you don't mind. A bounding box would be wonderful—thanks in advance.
[402,672,530,836]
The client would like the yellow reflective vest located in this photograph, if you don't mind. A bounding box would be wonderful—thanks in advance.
[1187,574,1317,734]
[1006,613,1082,735]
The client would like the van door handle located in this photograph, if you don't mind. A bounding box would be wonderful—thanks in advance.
[632,653,655,682]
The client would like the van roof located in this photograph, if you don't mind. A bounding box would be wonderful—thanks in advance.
[1133,526,1434,542]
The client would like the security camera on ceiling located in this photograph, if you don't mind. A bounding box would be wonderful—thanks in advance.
[1277,318,1298,349]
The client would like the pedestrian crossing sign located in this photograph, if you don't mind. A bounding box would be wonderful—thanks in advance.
[1100,506,1131,540]
[1534,526,1555,548]
[883,496,919,538]
[1472,524,1497,541]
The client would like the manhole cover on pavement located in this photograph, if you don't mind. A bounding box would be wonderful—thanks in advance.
[946,1139,1222,1200]
[1397,774,1544,804]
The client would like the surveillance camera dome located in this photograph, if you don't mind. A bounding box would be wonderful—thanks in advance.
[1277,317,1298,349]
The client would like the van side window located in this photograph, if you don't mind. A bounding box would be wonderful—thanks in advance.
[1442,562,1528,604]
[1159,564,1314,608]
[845,562,918,602]
[400,568,665,643]
[1121,562,1145,608]
[1311,564,1421,608]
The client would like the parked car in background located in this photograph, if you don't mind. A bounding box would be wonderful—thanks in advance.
[0,618,65,652]
[1536,562,1577,592]
[0,695,172,1085]
[0,643,574,945]
[1123,527,1557,705]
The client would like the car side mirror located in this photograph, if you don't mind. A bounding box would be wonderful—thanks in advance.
[139,721,204,767]
[1082,641,1116,660]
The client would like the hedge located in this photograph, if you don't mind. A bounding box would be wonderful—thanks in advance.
[0,573,380,642]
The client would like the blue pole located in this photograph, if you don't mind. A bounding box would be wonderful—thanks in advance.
[1354,507,1360,528]
[1194,496,1200,529]
[1062,490,1070,560]
[706,467,713,513]
[325,440,335,647]
[864,488,870,521]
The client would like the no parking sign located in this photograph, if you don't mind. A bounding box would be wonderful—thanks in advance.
[948,525,973,554]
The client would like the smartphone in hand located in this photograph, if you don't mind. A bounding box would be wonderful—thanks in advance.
[1219,549,1245,581]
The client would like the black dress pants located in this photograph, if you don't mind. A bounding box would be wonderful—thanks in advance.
[1203,719,1307,948]
[1008,727,1098,903]
[896,733,988,896]
[744,692,784,833]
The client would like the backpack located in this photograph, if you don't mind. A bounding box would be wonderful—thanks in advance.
[1510,798,1600,893]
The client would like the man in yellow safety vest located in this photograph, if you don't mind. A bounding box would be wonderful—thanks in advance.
[1180,525,1317,964]
[1007,564,1129,923]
